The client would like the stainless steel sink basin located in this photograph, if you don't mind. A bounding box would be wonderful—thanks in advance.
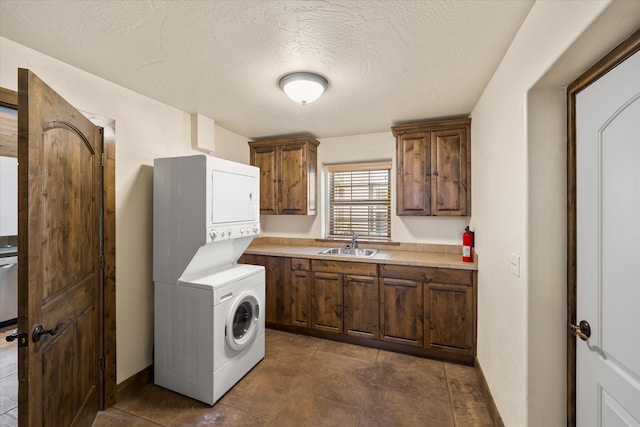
[318,247,378,257]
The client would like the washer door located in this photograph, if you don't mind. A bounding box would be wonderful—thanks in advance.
[225,290,260,351]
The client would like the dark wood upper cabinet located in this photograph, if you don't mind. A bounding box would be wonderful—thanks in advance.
[248,136,319,215]
[392,118,471,216]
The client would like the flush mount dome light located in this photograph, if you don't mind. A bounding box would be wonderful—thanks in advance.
[279,72,329,105]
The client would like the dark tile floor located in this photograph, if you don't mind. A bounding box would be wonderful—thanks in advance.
[0,327,492,426]
[95,329,493,426]
[0,327,18,427]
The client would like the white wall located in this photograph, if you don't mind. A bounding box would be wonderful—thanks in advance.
[470,1,610,425]
[0,37,249,383]
[261,131,469,244]
[527,88,567,426]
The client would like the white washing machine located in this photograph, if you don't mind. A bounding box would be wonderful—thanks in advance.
[153,155,265,405]
[155,263,265,405]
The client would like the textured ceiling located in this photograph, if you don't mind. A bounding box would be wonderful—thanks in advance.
[0,0,534,139]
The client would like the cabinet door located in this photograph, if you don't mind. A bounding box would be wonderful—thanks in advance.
[379,278,423,346]
[279,143,308,214]
[424,283,474,355]
[291,269,311,327]
[344,275,379,339]
[250,146,279,214]
[240,254,291,325]
[431,128,469,216]
[396,132,430,215]
[311,271,344,333]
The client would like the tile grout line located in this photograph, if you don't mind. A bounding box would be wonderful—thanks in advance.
[443,362,458,427]
[105,406,165,426]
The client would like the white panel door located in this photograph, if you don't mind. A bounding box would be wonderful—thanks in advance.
[576,50,640,426]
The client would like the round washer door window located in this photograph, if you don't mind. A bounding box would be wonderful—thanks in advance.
[226,291,260,351]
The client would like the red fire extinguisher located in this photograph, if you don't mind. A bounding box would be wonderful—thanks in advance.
[462,226,474,262]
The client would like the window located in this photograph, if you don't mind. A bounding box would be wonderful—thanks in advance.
[326,162,391,239]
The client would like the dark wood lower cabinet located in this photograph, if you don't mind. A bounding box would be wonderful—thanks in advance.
[290,268,311,327]
[379,278,423,347]
[344,275,379,339]
[241,254,477,364]
[424,283,474,354]
[239,254,291,325]
[311,272,343,333]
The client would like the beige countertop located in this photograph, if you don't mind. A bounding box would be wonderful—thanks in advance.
[244,240,478,271]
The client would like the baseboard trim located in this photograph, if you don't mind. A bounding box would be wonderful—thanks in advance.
[474,358,505,427]
[116,365,153,400]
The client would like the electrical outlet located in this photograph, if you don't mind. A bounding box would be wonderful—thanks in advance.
[510,253,520,278]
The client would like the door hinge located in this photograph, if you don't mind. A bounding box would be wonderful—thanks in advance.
[100,153,105,167]
[100,255,104,270]
[100,356,105,371]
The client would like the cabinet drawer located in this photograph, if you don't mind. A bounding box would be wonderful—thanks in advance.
[311,259,377,277]
[379,264,472,286]
[291,258,310,271]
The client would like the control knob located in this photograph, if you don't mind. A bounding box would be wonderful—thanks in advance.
[209,230,218,240]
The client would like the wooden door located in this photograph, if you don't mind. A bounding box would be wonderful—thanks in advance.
[250,146,278,214]
[311,272,343,333]
[18,69,102,426]
[379,278,423,346]
[396,132,430,215]
[344,275,378,339]
[574,48,640,426]
[431,128,468,215]
[290,269,311,327]
[424,283,473,354]
[279,143,307,214]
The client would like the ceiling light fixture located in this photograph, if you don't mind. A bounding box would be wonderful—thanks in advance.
[279,72,329,105]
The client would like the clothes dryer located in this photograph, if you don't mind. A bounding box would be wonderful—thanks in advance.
[153,155,264,405]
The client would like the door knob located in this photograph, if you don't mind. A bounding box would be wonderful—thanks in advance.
[32,324,61,343]
[6,329,19,342]
[570,320,591,341]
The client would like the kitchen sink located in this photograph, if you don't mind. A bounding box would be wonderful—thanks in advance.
[318,247,378,257]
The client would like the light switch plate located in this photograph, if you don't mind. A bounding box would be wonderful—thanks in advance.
[510,253,520,278]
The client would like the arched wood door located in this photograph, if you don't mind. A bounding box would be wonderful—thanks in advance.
[17,69,102,426]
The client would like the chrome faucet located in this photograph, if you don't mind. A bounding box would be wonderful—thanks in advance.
[350,231,359,249]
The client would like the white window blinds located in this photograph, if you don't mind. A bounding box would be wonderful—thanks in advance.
[327,162,391,239]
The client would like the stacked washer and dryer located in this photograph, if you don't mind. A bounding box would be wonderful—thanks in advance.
[153,154,265,405]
